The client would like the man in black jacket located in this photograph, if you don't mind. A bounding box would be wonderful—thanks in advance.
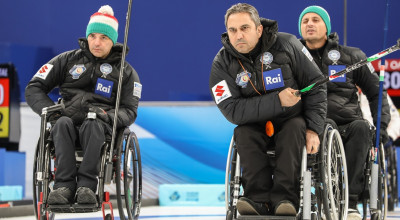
[209,3,327,216]
[299,5,390,219]
[25,5,141,205]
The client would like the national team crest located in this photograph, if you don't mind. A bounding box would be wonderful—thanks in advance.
[100,63,112,78]
[260,52,273,69]
[69,64,86,79]
[235,71,251,88]
[328,50,341,65]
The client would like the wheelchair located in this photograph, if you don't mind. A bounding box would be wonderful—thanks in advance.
[385,140,398,211]
[358,125,388,220]
[225,121,348,220]
[32,104,142,220]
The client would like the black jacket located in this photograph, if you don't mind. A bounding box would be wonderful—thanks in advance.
[209,19,327,134]
[25,38,141,127]
[300,33,390,129]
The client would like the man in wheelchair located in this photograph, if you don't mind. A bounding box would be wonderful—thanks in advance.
[298,6,391,219]
[209,3,327,216]
[25,5,141,205]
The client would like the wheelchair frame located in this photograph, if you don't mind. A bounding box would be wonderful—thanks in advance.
[32,104,142,220]
[360,142,388,220]
[225,122,348,220]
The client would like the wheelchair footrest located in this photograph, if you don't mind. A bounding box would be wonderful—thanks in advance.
[48,203,100,213]
[238,215,297,220]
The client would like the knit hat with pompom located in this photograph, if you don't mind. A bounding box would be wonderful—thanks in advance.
[86,5,118,44]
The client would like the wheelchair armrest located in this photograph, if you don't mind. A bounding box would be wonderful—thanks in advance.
[41,103,65,115]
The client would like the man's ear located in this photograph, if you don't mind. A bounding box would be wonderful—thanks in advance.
[257,25,263,37]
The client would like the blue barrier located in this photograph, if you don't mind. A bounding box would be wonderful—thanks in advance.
[0,148,25,198]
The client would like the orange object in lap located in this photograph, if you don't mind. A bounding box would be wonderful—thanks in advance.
[266,121,274,137]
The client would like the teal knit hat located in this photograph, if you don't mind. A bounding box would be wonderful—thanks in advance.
[86,5,118,44]
[298,5,331,37]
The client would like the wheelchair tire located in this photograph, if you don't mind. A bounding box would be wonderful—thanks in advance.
[116,130,142,220]
[226,210,233,220]
[370,211,381,220]
[386,145,398,211]
[105,214,112,220]
[33,138,54,220]
[124,132,142,220]
[320,123,348,220]
[366,144,388,220]
[33,141,41,220]
[225,136,239,219]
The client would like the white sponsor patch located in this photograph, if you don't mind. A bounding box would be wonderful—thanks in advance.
[212,80,232,104]
[302,46,313,62]
[367,62,375,73]
[34,64,53,80]
[133,82,142,98]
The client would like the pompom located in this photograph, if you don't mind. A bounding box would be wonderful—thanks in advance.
[98,5,114,16]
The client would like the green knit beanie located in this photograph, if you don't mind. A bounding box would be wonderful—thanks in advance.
[86,5,118,44]
[298,5,331,37]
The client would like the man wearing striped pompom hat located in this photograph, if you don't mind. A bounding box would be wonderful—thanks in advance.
[25,5,142,205]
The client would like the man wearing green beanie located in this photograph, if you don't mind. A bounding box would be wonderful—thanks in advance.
[298,5,390,220]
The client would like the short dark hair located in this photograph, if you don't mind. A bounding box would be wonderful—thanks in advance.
[224,3,261,29]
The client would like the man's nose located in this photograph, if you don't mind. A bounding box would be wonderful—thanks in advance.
[236,31,244,39]
[93,38,101,45]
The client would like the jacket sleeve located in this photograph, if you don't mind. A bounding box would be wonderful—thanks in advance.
[352,49,390,130]
[25,52,69,115]
[283,36,327,134]
[106,63,140,128]
[209,52,284,125]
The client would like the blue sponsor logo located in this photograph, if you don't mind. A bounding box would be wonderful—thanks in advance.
[95,78,113,98]
[329,65,346,82]
[263,68,284,91]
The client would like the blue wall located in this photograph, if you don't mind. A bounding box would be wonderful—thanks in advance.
[1,0,399,101]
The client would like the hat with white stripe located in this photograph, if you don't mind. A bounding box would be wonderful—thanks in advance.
[86,5,118,44]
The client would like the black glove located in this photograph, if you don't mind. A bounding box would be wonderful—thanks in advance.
[47,111,62,123]
[90,107,110,123]
[380,129,389,146]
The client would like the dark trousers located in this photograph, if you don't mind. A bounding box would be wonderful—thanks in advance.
[50,116,108,192]
[234,116,306,209]
[338,119,372,203]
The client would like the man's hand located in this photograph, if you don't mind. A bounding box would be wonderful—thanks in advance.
[90,107,110,123]
[306,129,320,154]
[278,88,301,107]
[47,111,62,123]
[380,129,389,146]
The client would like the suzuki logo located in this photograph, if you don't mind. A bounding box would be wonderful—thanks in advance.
[39,65,48,74]
[215,85,225,96]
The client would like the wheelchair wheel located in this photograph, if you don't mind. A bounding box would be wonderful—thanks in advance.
[320,123,348,220]
[116,130,142,220]
[386,145,398,211]
[370,144,388,220]
[225,136,239,220]
[33,138,55,220]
